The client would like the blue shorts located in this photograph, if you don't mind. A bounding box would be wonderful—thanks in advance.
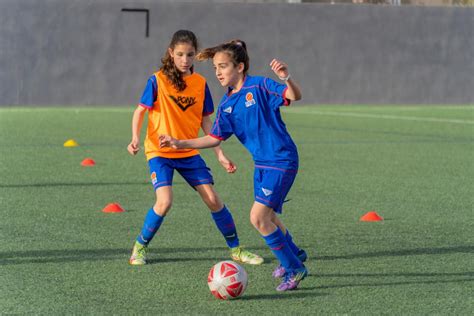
[253,166,298,214]
[148,155,214,190]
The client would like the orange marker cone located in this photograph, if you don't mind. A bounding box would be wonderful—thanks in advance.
[81,158,96,166]
[360,211,383,222]
[63,139,79,147]
[102,203,125,213]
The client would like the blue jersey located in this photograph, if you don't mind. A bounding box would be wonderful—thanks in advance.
[210,75,298,170]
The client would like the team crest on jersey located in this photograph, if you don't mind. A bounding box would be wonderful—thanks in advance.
[223,106,232,114]
[151,172,158,185]
[169,95,196,112]
[245,92,256,108]
[262,188,273,196]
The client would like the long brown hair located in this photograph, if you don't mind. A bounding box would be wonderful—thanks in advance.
[196,39,249,74]
[160,30,198,92]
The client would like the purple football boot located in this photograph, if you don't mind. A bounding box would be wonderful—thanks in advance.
[272,249,308,278]
[276,265,308,292]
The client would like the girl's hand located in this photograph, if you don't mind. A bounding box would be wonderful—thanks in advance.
[159,135,180,149]
[217,153,237,173]
[127,138,140,155]
[270,59,289,80]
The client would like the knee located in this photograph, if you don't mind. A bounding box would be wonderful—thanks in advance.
[250,212,265,231]
[202,193,223,211]
[154,198,172,216]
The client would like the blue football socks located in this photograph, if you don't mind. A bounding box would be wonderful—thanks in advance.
[211,205,239,248]
[136,208,164,246]
[285,229,302,255]
[263,227,303,270]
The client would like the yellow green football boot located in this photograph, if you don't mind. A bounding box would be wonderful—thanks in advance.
[230,246,264,265]
[129,241,148,265]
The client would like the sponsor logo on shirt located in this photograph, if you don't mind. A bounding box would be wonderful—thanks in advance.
[223,106,232,114]
[262,188,273,196]
[169,95,196,111]
[245,92,256,108]
[151,172,158,185]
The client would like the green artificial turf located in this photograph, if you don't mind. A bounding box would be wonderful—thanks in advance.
[0,105,473,314]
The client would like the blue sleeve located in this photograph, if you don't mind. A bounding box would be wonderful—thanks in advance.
[202,83,214,116]
[263,77,290,109]
[210,107,233,141]
[139,76,157,109]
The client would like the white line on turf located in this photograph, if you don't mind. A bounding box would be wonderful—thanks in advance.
[285,110,474,125]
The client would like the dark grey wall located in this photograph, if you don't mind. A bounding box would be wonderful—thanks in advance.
[0,0,472,105]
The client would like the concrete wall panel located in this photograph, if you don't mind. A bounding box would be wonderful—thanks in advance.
[0,0,472,105]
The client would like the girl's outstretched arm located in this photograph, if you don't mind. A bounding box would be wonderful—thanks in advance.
[159,134,221,150]
[270,59,302,101]
[201,116,237,173]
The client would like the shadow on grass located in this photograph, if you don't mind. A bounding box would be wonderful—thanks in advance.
[240,291,328,300]
[0,182,150,189]
[310,278,474,290]
[315,271,474,278]
[0,246,270,265]
[318,245,474,261]
[2,245,472,266]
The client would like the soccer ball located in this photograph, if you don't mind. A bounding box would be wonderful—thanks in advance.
[207,261,248,300]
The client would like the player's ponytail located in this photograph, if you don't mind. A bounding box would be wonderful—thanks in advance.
[160,30,198,92]
[197,39,250,74]
[196,46,219,61]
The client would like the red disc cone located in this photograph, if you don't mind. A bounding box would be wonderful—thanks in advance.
[81,158,96,166]
[102,203,125,213]
[360,211,383,222]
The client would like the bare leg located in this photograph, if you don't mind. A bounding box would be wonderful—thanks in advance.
[195,184,224,212]
[153,185,173,216]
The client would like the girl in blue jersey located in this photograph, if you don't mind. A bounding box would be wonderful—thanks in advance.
[160,40,308,291]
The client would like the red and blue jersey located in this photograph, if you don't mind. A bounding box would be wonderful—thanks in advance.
[210,75,298,170]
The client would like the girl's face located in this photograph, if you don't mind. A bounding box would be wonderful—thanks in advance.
[169,42,196,75]
[213,52,244,88]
